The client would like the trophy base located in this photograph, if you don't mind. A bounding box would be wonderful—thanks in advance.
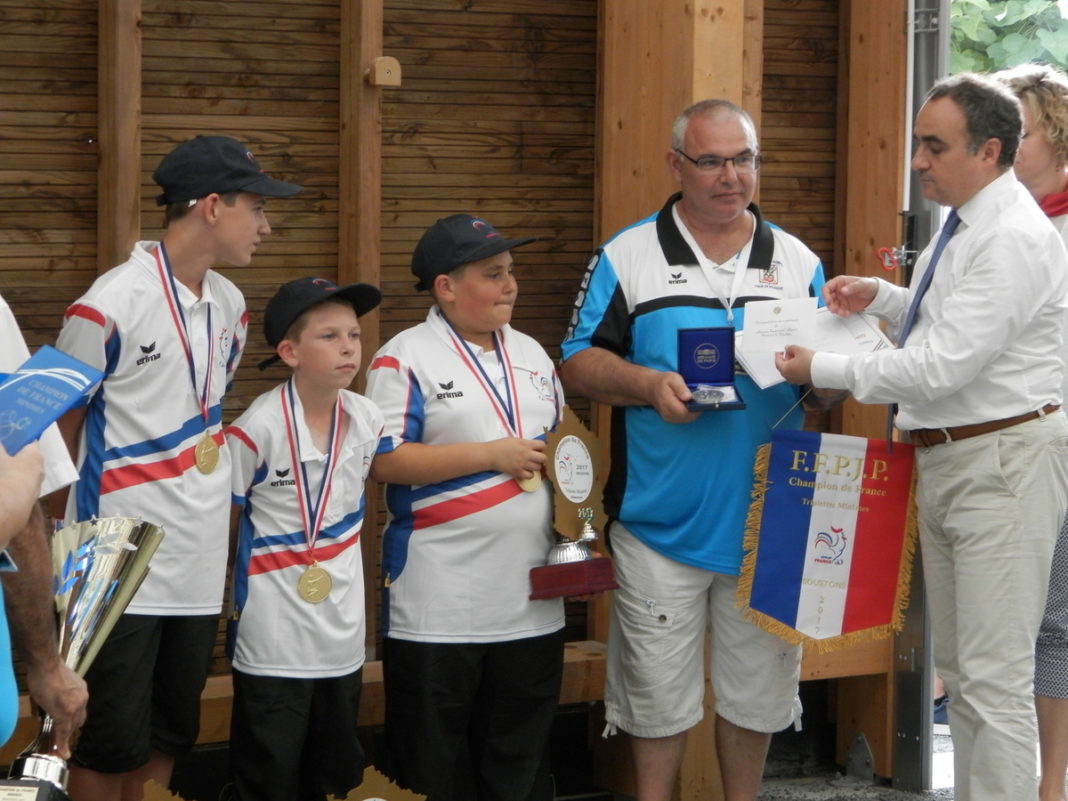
[529,557,618,600]
[0,778,71,800]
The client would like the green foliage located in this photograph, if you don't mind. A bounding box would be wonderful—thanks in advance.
[950,0,1068,72]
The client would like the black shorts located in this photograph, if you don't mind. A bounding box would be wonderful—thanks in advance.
[229,668,365,801]
[383,631,564,801]
[71,614,218,773]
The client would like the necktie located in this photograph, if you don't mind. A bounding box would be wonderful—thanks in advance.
[885,209,961,443]
[898,209,961,346]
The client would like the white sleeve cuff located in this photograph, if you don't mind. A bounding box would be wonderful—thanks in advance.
[811,351,851,391]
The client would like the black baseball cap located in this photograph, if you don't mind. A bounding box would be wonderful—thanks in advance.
[153,135,303,206]
[410,214,536,291]
[259,277,382,369]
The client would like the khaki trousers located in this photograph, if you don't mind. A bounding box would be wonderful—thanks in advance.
[917,412,1068,801]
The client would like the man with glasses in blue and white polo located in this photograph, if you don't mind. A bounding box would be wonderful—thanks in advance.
[561,99,830,801]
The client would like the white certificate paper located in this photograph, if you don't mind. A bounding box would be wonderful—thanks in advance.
[737,306,893,389]
[741,298,818,352]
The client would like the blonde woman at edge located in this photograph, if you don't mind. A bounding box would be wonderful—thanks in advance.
[999,61,1068,801]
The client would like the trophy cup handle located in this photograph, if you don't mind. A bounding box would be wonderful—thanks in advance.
[7,713,72,797]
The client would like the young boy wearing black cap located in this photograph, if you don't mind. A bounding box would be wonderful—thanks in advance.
[366,214,565,800]
[224,277,383,801]
[53,135,301,801]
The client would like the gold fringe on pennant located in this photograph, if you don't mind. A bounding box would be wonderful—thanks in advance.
[737,442,771,611]
[736,439,920,655]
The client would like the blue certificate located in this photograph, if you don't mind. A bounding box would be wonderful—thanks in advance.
[0,345,103,455]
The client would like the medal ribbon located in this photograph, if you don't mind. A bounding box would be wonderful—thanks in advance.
[280,380,343,557]
[439,310,523,437]
[153,244,214,426]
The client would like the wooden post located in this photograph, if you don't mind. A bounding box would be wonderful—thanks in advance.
[831,0,909,777]
[340,0,386,656]
[97,0,142,273]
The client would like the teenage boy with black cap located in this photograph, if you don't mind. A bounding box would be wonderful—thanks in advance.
[224,277,384,801]
[366,214,565,800]
[52,135,301,801]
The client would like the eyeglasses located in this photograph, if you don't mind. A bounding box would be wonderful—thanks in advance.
[674,148,762,173]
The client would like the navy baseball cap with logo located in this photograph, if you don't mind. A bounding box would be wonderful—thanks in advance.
[410,214,536,291]
[153,135,303,206]
[259,277,382,369]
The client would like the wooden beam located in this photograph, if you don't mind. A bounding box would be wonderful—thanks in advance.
[835,0,909,443]
[831,0,910,778]
[596,0,751,245]
[340,0,387,656]
[97,0,142,273]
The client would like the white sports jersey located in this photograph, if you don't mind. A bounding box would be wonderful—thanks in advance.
[227,381,384,678]
[366,307,566,643]
[56,241,247,615]
[0,293,77,496]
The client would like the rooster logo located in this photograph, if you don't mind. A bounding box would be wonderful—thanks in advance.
[813,526,848,564]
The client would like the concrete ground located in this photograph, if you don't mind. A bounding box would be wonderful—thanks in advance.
[753,728,954,801]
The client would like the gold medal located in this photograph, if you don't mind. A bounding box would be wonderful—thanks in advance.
[297,562,332,603]
[194,435,220,474]
[516,472,542,492]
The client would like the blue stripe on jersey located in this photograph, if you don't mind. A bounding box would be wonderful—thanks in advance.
[249,506,364,551]
[233,505,255,615]
[104,405,224,461]
[401,368,425,442]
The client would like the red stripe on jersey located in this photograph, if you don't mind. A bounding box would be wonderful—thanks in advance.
[247,528,361,576]
[370,355,401,371]
[65,303,106,327]
[226,425,258,457]
[413,478,522,529]
[99,431,225,494]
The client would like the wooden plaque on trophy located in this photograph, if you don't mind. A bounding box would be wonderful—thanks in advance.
[529,407,618,600]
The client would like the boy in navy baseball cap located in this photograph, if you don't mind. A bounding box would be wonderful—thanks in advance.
[225,274,384,801]
[55,136,303,801]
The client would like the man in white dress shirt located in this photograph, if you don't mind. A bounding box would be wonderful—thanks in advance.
[777,73,1068,801]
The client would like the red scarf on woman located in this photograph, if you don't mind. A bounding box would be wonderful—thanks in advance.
[1040,173,1068,218]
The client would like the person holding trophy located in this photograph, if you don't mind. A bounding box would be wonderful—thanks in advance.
[51,136,301,801]
[223,277,383,801]
[0,292,88,758]
[366,214,565,801]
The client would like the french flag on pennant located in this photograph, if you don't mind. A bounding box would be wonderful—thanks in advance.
[739,429,918,652]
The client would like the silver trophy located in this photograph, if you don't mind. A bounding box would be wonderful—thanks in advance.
[4,517,165,799]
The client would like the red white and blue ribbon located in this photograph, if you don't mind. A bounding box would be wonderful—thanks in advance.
[153,243,214,426]
[739,429,917,651]
[439,310,523,437]
[280,379,343,558]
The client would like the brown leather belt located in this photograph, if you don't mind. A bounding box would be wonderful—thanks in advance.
[907,404,1061,447]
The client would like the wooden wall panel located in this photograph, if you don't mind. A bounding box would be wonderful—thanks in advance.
[0,1,98,350]
[760,0,839,270]
[380,0,597,367]
[139,0,341,416]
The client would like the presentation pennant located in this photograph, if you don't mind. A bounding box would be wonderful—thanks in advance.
[739,429,918,652]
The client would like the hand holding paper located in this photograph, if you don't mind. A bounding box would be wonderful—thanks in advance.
[738,300,892,389]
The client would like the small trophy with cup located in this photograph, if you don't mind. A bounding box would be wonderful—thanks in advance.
[529,408,618,600]
[3,516,165,800]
